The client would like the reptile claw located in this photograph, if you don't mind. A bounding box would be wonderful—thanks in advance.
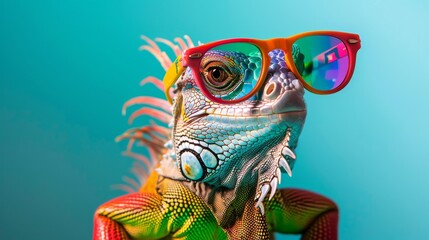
[281,146,296,159]
[279,157,292,177]
[269,177,278,201]
[276,168,282,184]
[255,201,265,215]
[255,184,269,213]
[255,177,281,214]
[254,193,260,201]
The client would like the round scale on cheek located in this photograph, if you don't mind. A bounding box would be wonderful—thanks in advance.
[200,149,218,168]
[180,151,205,181]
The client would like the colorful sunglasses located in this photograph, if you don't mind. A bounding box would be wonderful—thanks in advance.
[163,31,361,104]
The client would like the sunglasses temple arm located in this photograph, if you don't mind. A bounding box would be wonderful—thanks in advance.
[162,55,186,103]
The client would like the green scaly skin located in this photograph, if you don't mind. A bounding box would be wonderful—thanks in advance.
[94,37,339,240]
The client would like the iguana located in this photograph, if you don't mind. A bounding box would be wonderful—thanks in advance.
[94,33,360,240]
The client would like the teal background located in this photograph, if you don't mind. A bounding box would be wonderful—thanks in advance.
[1,0,428,239]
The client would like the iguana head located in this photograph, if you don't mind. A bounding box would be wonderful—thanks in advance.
[161,47,306,212]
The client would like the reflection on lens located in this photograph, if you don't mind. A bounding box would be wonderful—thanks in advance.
[292,36,349,91]
[200,42,262,101]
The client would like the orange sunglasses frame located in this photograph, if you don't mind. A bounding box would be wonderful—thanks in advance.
[163,31,361,104]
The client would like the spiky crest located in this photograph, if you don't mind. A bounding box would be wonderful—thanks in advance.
[114,35,195,193]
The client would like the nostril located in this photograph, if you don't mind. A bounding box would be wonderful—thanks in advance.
[265,82,276,96]
[263,81,281,100]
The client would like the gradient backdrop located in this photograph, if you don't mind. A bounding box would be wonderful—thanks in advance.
[1,0,428,239]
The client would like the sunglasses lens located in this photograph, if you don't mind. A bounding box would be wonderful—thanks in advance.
[292,35,349,92]
[200,42,262,101]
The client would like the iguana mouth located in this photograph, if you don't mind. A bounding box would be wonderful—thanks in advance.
[186,105,306,120]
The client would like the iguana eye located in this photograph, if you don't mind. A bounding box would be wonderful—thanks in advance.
[207,67,225,83]
[200,55,243,97]
[203,62,238,89]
